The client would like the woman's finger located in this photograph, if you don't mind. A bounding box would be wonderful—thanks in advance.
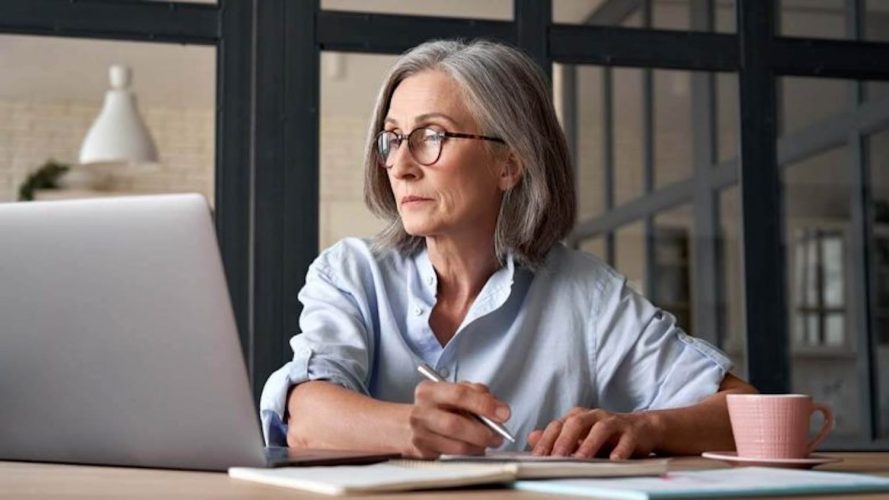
[414,381,510,423]
[574,419,619,458]
[527,429,543,448]
[531,419,563,455]
[609,431,637,460]
[410,404,501,449]
[551,413,593,456]
[460,382,491,393]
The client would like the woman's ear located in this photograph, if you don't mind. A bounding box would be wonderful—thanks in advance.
[498,153,523,191]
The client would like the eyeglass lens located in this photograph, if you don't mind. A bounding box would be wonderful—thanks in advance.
[377,128,442,167]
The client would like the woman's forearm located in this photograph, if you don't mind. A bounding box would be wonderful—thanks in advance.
[286,380,412,454]
[645,374,758,455]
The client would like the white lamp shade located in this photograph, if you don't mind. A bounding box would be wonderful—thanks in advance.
[79,65,158,166]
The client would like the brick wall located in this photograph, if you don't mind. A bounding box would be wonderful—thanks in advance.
[319,114,387,250]
[0,99,214,204]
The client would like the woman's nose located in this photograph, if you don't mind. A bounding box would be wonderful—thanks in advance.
[388,142,420,179]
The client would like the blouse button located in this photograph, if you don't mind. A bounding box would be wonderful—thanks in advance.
[413,306,424,316]
[439,368,450,378]
[426,275,435,286]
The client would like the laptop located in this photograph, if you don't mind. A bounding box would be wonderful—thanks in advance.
[0,194,396,471]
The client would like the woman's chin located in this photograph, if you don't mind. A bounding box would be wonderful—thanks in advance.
[401,221,438,238]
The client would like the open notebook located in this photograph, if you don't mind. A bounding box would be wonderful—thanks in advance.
[513,466,889,499]
[440,451,670,479]
[228,456,669,495]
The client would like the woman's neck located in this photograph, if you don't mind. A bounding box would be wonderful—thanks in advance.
[425,235,500,306]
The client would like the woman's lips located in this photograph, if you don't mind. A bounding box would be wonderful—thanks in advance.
[401,196,432,205]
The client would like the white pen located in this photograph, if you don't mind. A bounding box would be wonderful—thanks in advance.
[416,363,516,444]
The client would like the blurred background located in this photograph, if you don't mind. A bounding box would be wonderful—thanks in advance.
[1,0,888,448]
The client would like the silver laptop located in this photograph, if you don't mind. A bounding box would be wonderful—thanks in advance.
[0,194,398,471]
[0,194,267,470]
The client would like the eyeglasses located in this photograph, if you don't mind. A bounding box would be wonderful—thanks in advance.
[375,127,505,168]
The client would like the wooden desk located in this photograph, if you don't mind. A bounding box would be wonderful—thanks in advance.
[3,453,889,499]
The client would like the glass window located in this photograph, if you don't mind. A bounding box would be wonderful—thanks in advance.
[614,67,644,206]
[867,127,889,437]
[552,0,607,24]
[867,82,889,102]
[719,185,747,379]
[783,145,863,441]
[615,221,647,295]
[780,0,848,40]
[556,64,606,222]
[0,35,215,205]
[715,0,737,33]
[553,0,736,32]
[780,77,848,136]
[866,0,889,42]
[319,52,392,250]
[654,70,693,188]
[579,235,606,260]
[322,0,512,20]
[717,72,739,163]
[653,204,694,333]
[653,0,690,30]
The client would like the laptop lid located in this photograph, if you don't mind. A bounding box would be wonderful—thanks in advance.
[0,194,266,471]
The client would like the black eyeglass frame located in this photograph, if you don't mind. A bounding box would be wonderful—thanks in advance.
[375,127,506,168]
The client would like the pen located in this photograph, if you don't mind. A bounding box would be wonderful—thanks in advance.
[416,363,516,444]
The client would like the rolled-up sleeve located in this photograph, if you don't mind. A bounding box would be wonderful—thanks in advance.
[593,276,732,413]
[259,251,373,446]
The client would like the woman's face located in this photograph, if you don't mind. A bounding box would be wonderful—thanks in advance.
[384,70,516,241]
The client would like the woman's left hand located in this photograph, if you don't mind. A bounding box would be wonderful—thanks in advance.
[528,407,661,459]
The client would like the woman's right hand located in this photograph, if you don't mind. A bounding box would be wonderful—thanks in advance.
[404,381,511,459]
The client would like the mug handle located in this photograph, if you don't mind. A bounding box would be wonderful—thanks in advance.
[807,402,834,454]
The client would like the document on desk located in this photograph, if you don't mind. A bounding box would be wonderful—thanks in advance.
[513,466,889,499]
[228,460,516,495]
[439,451,670,479]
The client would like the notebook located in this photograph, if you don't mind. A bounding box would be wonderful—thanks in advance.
[228,456,669,495]
[228,461,517,495]
[440,451,670,479]
[513,466,889,499]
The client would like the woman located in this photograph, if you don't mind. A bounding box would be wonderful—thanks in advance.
[260,39,756,459]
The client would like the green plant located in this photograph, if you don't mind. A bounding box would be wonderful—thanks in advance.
[18,160,70,201]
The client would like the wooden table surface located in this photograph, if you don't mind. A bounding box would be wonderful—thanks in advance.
[3,453,889,499]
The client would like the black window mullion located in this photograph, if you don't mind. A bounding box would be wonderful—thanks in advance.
[515,0,552,84]
[251,0,288,401]
[0,0,218,44]
[283,0,321,373]
[690,0,720,345]
[216,0,254,384]
[845,0,880,442]
[738,1,789,393]
[316,11,515,55]
[604,67,617,266]
[643,0,656,301]
[816,230,826,345]
[250,0,320,401]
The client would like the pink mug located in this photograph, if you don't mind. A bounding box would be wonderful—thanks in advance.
[726,394,833,459]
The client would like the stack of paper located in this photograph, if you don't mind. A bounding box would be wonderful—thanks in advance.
[229,461,516,495]
[228,455,669,495]
[440,451,670,479]
[514,466,889,499]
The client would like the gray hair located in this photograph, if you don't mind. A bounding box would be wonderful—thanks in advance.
[363,39,576,268]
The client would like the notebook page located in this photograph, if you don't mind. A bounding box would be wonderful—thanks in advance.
[229,461,517,495]
[440,451,669,478]
[514,466,889,499]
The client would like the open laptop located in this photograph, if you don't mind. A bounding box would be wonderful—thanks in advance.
[0,194,396,471]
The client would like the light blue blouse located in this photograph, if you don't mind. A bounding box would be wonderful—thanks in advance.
[260,238,732,450]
